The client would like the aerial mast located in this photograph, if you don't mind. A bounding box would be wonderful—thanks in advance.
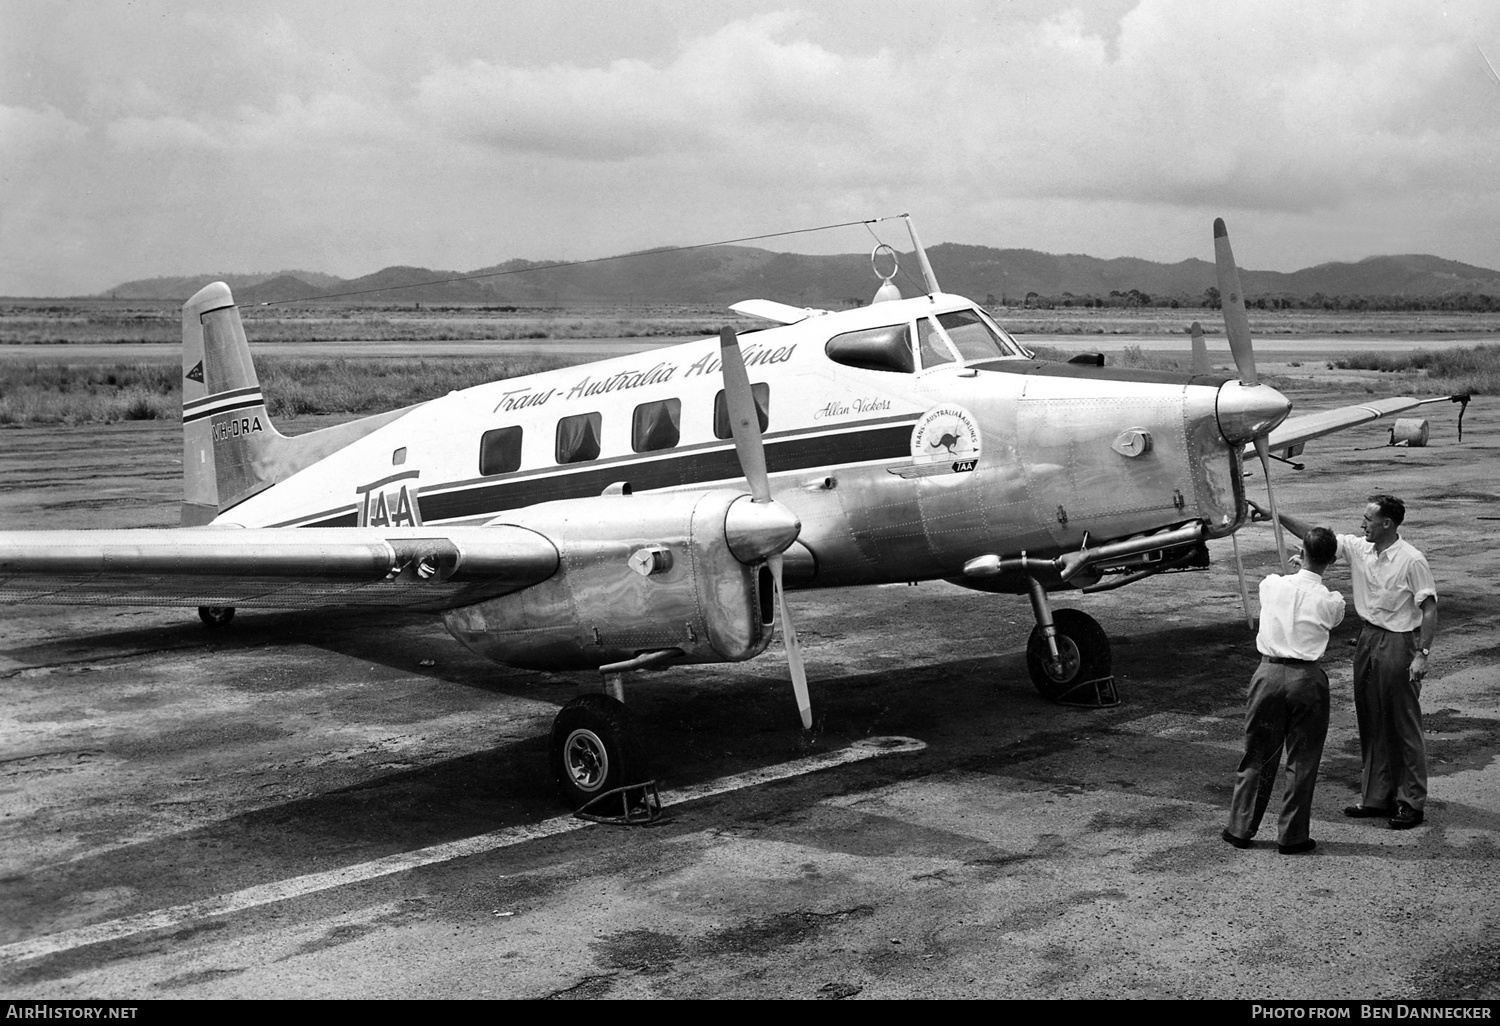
[902,214,941,295]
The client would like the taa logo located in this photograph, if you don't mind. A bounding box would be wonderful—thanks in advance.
[356,472,422,528]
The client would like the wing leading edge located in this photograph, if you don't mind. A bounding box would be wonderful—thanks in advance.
[0,526,558,612]
[1253,393,1470,457]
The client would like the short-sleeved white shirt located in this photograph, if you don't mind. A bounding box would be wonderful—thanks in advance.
[1336,534,1437,632]
[1257,569,1346,661]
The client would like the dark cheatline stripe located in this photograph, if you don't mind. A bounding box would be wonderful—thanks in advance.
[183,385,262,412]
[183,397,266,425]
[297,422,914,527]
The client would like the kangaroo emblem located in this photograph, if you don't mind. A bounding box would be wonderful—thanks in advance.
[929,431,962,454]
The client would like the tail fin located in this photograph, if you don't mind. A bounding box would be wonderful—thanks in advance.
[181,283,291,525]
[181,282,428,526]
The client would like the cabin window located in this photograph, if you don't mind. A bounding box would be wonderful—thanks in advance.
[392,447,407,466]
[825,323,914,374]
[556,412,602,464]
[917,318,958,368]
[632,398,681,453]
[940,309,1016,361]
[479,427,523,475]
[713,384,770,440]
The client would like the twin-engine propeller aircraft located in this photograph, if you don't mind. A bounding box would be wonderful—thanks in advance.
[0,217,1467,807]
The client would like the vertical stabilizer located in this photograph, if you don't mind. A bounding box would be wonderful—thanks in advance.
[181,283,289,525]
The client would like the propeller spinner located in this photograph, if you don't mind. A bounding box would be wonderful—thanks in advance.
[719,327,812,729]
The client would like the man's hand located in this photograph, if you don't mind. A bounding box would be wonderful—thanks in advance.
[1410,651,1429,683]
[1246,499,1273,523]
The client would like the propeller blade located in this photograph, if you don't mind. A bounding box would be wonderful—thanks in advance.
[1189,321,1210,375]
[721,326,809,727]
[770,552,812,729]
[1253,436,1290,573]
[1230,530,1254,630]
[718,327,770,503]
[1212,218,1259,387]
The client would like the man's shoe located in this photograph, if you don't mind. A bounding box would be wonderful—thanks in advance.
[1221,829,1253,849]
[1389,803,1425,830]
[1278,838,1317,855]
[1343,803,1394,818]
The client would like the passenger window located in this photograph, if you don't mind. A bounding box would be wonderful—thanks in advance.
[632,398,681,452]
[825,323,914,373]
[713,384,770,440]
[479,426,523,475]
[917,318,957,368]
[555,413,602,464]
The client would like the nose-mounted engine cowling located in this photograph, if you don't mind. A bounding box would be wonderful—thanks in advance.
[441,489,794,670]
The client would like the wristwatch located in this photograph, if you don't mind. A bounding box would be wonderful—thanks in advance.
[1419,647,1430,657]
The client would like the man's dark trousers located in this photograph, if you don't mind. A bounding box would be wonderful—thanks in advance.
[1353,624,1427,811]
[1227,658,1331,845]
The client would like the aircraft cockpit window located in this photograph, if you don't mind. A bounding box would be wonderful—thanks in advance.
[712,383,770,440]
[632,398,681,453]
[556,413,602,464]
[479,426,523,475]
[825,324,915,374]
[940,309,1025,360]
[916,318,958,369]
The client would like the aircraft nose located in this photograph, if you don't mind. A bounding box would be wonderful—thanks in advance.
[1216,379,1292,445]
[724,496,801,565]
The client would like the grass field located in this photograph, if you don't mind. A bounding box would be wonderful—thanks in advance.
[2,303,1495,425]
[0,356,572,425]
[6,300,1500,345]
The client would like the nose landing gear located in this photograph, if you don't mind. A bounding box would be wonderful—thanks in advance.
[1023,577,1118,708]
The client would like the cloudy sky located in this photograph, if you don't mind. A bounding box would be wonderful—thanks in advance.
[3,0,1500,296]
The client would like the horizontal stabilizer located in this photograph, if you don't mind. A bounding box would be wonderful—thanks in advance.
[729,299,829,325]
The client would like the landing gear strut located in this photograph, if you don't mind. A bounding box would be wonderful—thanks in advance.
[1022,577,1118,707]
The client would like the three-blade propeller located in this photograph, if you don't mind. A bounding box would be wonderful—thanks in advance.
[1213,218,1289,630]
[719,327,812,729]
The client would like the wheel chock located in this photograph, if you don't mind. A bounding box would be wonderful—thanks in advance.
[574,780,665,825]
[1054,675,1120,708]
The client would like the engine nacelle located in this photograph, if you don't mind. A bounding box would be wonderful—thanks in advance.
[441,489,776,670]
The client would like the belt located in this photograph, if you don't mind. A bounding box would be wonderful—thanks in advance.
[1264,656,1316,666]
[1361,622,1417,635]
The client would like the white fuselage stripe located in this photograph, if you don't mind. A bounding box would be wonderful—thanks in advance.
[0,736,925,964]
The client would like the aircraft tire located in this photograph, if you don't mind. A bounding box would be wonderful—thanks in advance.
[198,605,236,627]
[1025,608,1110,702]
[550,694,642,809]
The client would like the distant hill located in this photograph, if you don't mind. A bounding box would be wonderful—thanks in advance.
[104,270,343,301]
[98,247,1500,306]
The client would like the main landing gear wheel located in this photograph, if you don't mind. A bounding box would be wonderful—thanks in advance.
[1026,607,1114,705]
[198,605,236,627]
[550,694,643,809]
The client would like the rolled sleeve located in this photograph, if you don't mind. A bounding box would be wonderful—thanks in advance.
[1408,561,1437,606]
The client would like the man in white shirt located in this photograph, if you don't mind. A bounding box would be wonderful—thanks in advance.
[1224,527,1346,854]
[1257,494,1438,831]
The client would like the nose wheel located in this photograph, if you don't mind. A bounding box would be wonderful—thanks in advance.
[1022,578,1117,707]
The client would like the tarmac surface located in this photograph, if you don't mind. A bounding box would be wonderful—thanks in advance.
[1,372,1497,1000]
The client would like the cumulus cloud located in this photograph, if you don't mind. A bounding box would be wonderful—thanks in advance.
[4,0,1500,293]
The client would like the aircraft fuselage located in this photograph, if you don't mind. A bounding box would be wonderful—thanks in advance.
[214,293,1258,597]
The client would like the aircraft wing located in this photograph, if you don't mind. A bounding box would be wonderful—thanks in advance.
[1251,394,1469,457]
[0,526,559,612]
